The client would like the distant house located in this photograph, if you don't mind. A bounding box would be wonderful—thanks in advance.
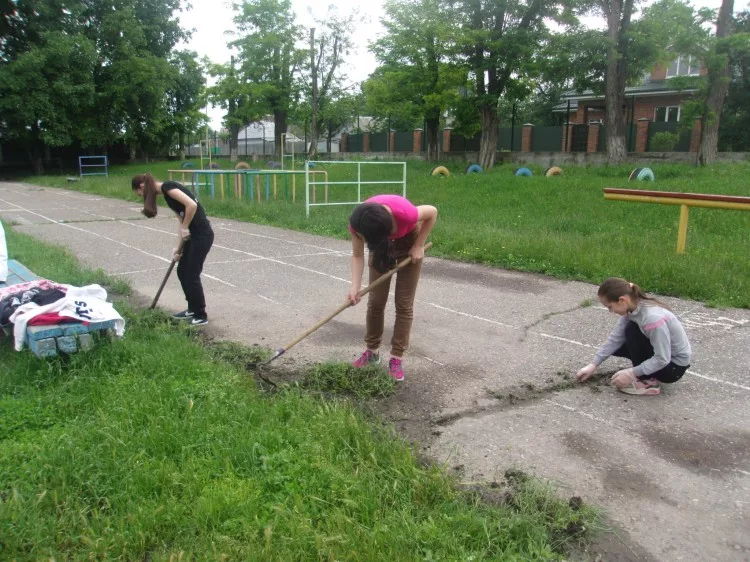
[554,55,706,125]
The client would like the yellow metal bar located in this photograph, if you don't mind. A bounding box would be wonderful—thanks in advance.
[604,193,750,212]
[220,174,225,200]
[169,171,173,181]
[273,175,277,199]
[256,174,261,202]
[677,205,689,254]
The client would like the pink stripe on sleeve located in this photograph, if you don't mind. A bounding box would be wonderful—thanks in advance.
[644,317,668,331]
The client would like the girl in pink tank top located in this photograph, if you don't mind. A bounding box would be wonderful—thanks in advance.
[346,195,438,381]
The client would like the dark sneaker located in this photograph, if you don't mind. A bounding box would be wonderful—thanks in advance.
[173,310,194,320]
[190,317,208,326]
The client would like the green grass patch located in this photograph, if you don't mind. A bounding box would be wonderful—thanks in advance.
[301,361,396,399]
[1,229,602,560]
[24,158,750,307]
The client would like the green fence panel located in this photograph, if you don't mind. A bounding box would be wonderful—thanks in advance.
[371,132,388,152]
[348,133,363,152]
[394,132,413,152]
[497,127,522,151]
[597,124,637,152]
[647,121,691,152]
[533,126,563,152]
[451,133,481,152]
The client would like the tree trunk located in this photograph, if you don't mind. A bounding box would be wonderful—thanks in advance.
[274,110,287,161]
[425,115,440,162]
[308,28,319,159]
[698,0,734,166]
[178,131,186,160]
[478,104,498,169]
[230,122,239,163]
[602,0,634,165]
[129,145,137,161]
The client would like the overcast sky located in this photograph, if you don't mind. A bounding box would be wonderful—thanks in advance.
[177,0,745,129]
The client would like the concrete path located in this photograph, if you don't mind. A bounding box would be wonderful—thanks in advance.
[1,181,748,561]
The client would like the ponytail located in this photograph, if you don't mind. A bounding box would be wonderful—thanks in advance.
[598,277,670,310]
[349,203,396,273]
[131,173,158,218]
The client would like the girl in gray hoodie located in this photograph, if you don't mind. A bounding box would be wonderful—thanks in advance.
[576,277,691,396]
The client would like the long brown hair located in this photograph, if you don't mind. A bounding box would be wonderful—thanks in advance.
[349,203,395,273]
[131,173,158,218]
[597,277,669,310]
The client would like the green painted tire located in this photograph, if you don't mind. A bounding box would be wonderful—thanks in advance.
[629,167,655,181]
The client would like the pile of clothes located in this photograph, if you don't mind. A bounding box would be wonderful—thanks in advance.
[0,279,125,351]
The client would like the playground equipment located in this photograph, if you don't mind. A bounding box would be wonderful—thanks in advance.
[281,133,295,170]
[544,166,563,177]
[629,167,655,181]
[466,164,483,174]
[431,166,450,177]
[168,167,329,205]
[514,167,533,177]
[78,155,108,177]
[603,188,750,254]
[305,161,407,218]
[199,133,213,170]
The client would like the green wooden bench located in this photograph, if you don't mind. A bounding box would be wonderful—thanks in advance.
[1,260,116,357]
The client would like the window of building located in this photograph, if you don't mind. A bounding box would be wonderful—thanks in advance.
[654,106,681,122]
[666,55,699,78]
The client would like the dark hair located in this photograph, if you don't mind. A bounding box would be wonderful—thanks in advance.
[349,203,395,273]
[597,277,669,309]
[131,173,158,218]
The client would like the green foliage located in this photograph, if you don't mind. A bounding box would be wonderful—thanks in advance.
[719,11,750,151]
[650,131,679,151]
[0,0,194,165]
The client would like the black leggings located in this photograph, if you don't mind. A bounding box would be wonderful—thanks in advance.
[613,321,688,383]
[176,226,214,319]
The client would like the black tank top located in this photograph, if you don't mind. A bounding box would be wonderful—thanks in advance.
[161,181,210,234]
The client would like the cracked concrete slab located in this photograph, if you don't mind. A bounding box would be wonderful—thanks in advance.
[2,181,749,561]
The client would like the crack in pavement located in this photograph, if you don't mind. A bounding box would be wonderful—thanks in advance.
[433,373,614,427]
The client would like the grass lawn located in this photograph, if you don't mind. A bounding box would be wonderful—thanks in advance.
[0,228,600,560]
[23,158,750,307]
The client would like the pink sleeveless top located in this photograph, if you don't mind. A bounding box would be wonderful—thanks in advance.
[349,195,419,240]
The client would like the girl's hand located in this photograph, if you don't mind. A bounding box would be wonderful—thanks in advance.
[409,244,425,263]
[575,363,597,382]
[172,247,182,261]
[180,227,191,240]
[347,286,361,305]
[611,368,636,389]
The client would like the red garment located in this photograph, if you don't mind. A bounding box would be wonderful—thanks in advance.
[27,312,83,326]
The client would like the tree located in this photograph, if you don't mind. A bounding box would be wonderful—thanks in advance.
[697,0,735,165]
[367,0,464,161]
[719,11,750,151]
[231,0,304,158]
[165,51,207,160]
[457,0,567,169]
[306,8,356,158]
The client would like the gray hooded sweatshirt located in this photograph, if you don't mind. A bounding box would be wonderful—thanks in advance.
[593,303,691,377]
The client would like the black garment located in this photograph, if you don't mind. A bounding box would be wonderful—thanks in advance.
[0,287,66,324]
[176,227,214,320]
[613,321,689,383]
[161,181,210,235]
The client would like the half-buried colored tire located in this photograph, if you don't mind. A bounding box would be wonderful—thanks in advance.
[431,166,450,177]
[629,167,655,181]
[466,164,483,174]
[514,167,533,177]
[545,166,563,177]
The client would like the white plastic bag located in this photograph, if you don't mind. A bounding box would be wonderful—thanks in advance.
[0,220,7,283]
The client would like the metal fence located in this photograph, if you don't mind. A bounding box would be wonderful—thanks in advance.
[647,122,691,152]
[183,133,339,158]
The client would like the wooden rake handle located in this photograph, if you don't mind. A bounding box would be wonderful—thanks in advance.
[150,238,187,309]
[275,241,433,357]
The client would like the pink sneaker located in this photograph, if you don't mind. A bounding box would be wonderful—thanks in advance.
[388,357,404,382]
[619,377,661,396]
[352,349,379,368]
